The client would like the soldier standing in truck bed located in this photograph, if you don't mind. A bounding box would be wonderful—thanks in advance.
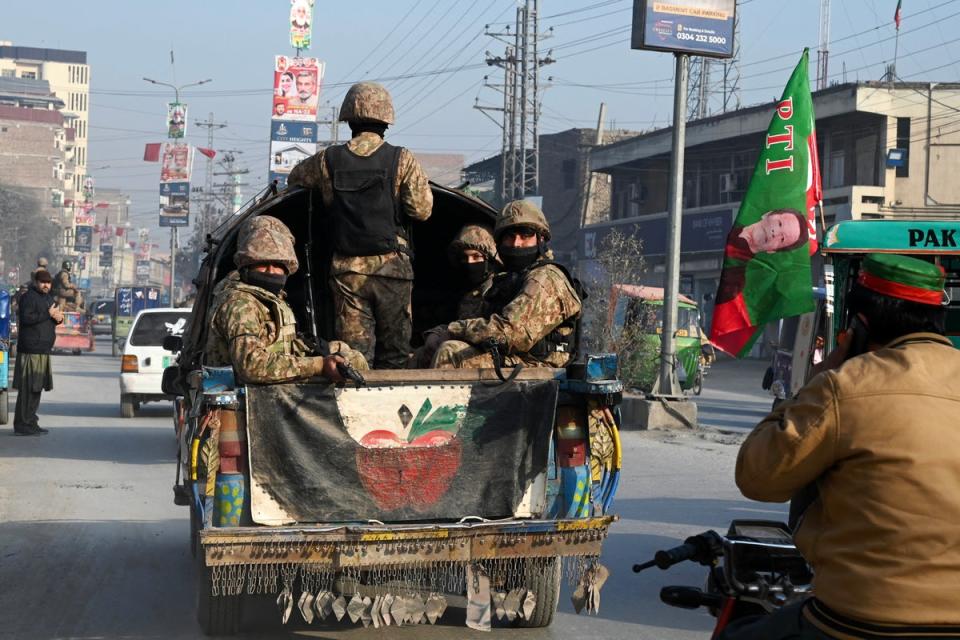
[287,82,433,369]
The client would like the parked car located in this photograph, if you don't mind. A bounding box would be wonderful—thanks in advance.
[120,307,190,418]
[87,298,115,335]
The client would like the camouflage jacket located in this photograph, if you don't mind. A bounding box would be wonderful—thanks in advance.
[456,275,494,320]
[288,132,433,280]
[52,269,76,295]
[446,260,582,367]
[204,271,325,384]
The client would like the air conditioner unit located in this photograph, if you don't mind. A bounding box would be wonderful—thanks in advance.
[720,173,737,193]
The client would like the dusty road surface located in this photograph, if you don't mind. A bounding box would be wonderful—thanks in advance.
[0,341,781,639]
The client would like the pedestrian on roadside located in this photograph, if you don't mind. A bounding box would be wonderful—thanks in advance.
[13,270,63,435]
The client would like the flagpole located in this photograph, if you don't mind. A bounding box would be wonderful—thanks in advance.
[893,25,900,80]
[659,52,690,398]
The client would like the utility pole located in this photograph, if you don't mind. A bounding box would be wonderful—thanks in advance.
[476,0,553,203]
[580,102,607,229]
[213,150,250,217]
[722,10,742,112]
[142,74,212,305]
[194,113,227,258]
[689,11,741,119]
[817,0,831,90]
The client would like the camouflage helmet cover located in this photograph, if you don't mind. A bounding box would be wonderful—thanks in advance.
[233,215,299,275]
[447,224,501,266]
[339,82,395,125]
[37,257,48,267]
[61,260,72,271]
[494,200,551,241]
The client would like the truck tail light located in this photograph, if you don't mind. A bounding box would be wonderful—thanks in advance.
[555,406,588,467]
[121,355,139,373]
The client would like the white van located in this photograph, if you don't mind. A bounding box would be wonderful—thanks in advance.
[120,307,190,418]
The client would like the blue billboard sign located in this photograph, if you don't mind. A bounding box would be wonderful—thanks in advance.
[580,208,734,259]
[159,181,190,228]
[268,119,319,192]
[631,0,736,58]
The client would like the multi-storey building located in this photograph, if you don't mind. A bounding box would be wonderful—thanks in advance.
[0,43,89,200]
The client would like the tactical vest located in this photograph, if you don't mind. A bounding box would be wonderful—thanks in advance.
[484,260,585,361]
[213,279,298,356]
[325,142,409,257]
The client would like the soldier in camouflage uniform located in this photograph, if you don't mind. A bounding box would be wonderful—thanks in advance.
[448,223,501,320]
[287,82,433,369]
[205,215,367,384]
[30,257,49,282]
[52,260,82,311]
[431,201,582,369]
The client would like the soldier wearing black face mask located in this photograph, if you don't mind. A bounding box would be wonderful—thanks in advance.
[447,224,501,320]
[429,201,583,369]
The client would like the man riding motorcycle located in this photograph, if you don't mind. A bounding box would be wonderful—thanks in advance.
[728,254,960,639]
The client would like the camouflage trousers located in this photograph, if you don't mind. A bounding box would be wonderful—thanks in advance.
[431,340,530,369]
[331,273,412,369]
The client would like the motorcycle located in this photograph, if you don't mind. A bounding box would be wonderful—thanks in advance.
[633,520,812,639]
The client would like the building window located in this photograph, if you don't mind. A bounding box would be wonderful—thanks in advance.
[21,71,36,79]
[896,117,910,178]
[1,69,13,78]
[562,159,576,190]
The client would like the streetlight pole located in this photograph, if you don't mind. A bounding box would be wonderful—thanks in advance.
[142,76,212,305]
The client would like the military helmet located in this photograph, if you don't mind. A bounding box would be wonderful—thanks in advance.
[339,82,395,125]
[447,224,500,266]
[233,215,299,275]
[61,260,72,271]
[37,257,48,267]
[494,200,551,242]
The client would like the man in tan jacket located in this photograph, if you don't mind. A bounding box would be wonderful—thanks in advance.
[727,253,960,639]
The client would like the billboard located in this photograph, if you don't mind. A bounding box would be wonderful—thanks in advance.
[290,0,315,50]
[272,55,324,122]
[160,143,194,183]
[268,120,318,190]
[159,182,190,227]
[75,225,93,253]
[167,102,187,139]
[631,0,736,58]
[99,243,114,267]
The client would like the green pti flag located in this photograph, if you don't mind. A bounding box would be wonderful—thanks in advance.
[709,49,821,357]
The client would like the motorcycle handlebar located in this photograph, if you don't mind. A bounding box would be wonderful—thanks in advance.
[632,531,724,573]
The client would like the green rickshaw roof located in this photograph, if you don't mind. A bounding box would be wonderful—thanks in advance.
[823,220,960,254]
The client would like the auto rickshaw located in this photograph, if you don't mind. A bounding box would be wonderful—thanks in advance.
[609,285,709,394]
[817,219,960,360]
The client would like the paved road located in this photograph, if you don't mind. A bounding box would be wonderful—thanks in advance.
[0,340,779,639]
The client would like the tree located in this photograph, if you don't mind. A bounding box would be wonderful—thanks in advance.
[580,227,657,391]
[0,186,58,285]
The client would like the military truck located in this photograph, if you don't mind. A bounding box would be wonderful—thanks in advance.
[166,184,622,635]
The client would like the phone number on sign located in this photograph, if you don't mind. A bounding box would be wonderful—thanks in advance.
[676,32,727,45]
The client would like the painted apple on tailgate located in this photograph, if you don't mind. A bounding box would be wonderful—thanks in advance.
[356,399,466,512]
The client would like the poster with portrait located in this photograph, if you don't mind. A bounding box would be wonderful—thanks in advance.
[159,182,190,227]
[273,55,325,122]
[167,102,188,139]
[75,225,93,253]
[160,143,194,183]
[289,0,315,50]
[267,120,318,189]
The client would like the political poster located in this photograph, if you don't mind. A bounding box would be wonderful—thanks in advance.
[167,102,187,139]
[289,0,315,50]
[160,143,194,183]
[159,182,190,227]
[99,243,114,267]
[268,120,319,189]
[135,260,151,280]
[631,0,736,58]
[272,55,324,122]
[75,225,93,253]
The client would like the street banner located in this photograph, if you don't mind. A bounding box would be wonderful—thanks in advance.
[272,55,324,122]
[74,212,95,226]
[160,143,194,183]
[159,182,190,227]
[136,241,151,260]
[99,243,114,267]
[135,260,151,279]
[631,0,736,58]
[82,176,95,199]
[268,120,319,189]
[167,102,187,139]
[289,0,315,50]
[75,225,93,253]
[710,49,821,357]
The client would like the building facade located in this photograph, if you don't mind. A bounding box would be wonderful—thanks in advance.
[0,43,89,201]
[582,81,960,334]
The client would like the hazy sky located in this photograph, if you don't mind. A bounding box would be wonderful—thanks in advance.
[4,0,959,240]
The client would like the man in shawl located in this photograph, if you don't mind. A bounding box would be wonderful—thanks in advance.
[13,270,63,435]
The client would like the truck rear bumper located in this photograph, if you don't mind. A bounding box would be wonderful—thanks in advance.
[200,516,615,567]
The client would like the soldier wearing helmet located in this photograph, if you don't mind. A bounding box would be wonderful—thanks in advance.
[31,257,49,281]
[288,82,433,369]
[429,200,582,369]
[52,260,83,311]
[205,215,367,384]
[447,224,501,320]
